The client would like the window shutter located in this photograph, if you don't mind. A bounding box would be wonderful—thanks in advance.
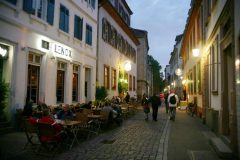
[74,15,79,38]
[79,18,83,40]
[89,26,92,45]
[23,0,33,14]
[91,0,95,9]
[47,0,55,25]
[66,9,69,33]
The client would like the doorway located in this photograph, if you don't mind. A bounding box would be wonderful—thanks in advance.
[222,44,234,137]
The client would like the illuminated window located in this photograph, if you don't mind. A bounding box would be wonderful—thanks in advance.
[133,76,136,91]
[57,61,66,103]
[111,68,116,90]
[129,75,132,91]
[194,66,197,94]
[197,61,202,93]
[27,52,41,104]
[104,65,110,89]
[72,65,79,102]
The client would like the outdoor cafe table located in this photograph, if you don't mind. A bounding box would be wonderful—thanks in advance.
[87,114,103,134]
[60,120,81,149]
[87,114,103,119]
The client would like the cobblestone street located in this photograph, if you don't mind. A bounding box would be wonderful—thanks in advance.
[0,107,169,160]
[62,107,168,160]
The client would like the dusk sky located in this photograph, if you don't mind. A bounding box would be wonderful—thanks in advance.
[127,0,191,73]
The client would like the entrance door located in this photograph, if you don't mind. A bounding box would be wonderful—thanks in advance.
[56,70,65,103]
[27,65,40,103]
[85,68,91,102]
[222,45,234,137]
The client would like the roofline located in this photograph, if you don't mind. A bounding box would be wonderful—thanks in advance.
[121,0,133,15]
[99,0,139,45]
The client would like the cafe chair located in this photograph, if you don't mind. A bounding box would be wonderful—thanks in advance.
[75,112,98,138]
[35,122,66,157]
[22,118,39,149]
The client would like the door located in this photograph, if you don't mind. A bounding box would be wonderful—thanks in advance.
[222,45,234,137]
[27,65,40,104]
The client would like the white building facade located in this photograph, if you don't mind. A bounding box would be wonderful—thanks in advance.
[97,0,139,98]
[0,0,98,122]
[169,35,183,98]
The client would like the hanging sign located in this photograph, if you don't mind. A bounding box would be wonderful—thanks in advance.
[0,44,9,59]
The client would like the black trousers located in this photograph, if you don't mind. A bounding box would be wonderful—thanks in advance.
[152,106,158,120]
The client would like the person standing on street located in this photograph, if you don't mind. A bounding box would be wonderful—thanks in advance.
[142,94,150,120]
[150,93,161,121]
[125,92,130,104]
[164,92,169,114]
[168,89,179,121]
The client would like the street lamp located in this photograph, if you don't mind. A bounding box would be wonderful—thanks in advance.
[175,68,182,76]
[192,48,200,57]
[124,61,131,72]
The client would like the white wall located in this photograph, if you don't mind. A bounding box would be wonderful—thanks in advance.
[0,0,98,113]
[98,8,137,98]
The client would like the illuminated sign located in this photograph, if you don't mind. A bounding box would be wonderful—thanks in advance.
[53,43,72,60]
[0,44,9,59]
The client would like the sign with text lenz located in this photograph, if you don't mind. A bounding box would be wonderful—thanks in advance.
[53,43,72,60]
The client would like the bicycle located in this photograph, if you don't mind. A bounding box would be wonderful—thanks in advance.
[186,102,196,117]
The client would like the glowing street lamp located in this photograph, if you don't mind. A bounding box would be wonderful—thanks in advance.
[192,48,200,57]
[124,61,131,71]
[175,68,182,76]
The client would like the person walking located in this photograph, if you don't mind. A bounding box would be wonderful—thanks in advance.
[142,94,150,120]
[125,92,130,104]
[164,92,169,114]
[150,93,161,121]
[168,89,179,121]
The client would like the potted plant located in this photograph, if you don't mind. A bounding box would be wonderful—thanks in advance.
[0,80,9,121]
[95,86,108,101]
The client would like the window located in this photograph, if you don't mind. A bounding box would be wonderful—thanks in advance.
[211,35,219,93]
[86,24,92,45]
[57,62,66,103]
[133,76,135,91]
[102,18,107,41]
[23,0,55,25]
[90,0,95,9]
[74,15,83,40]
[193,66,197,94]
[111,68,116,90]
[129,75,132,91]
[59,4,69,33]
[104,65,110,89]
[72,65,79,102]
[27,52,41,104]
[188,71,193,95]
[197,61,202,93]
[5,0,17,5]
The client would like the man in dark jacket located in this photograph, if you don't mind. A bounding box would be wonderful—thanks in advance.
[150,93,161,121]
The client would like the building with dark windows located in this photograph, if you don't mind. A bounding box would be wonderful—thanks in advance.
[0,0,98,123]
[168,34,183,98]
[97,0,139,98]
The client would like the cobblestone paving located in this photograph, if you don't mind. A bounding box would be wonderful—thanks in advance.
[0,107,169,160]
[59,107,168,160]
